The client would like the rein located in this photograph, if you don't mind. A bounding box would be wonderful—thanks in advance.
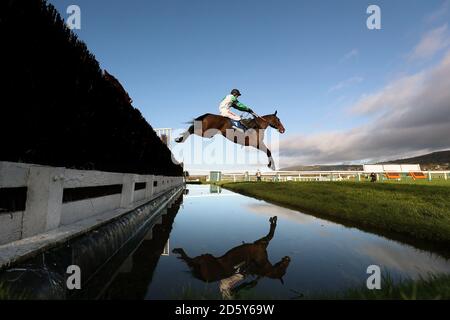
[250,111,268,123]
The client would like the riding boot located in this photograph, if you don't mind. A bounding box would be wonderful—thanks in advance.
[231,120,246,132]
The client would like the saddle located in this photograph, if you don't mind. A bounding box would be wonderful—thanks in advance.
[229,117,258,132]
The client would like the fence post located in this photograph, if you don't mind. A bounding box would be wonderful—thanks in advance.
[145,175,154,199]
[22,166,65,238]
[445,172,448,181]
[428,172,432,181]
[121,174,136,208]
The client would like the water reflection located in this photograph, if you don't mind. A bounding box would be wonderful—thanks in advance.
[172,216,290,299]
[209,184,222,194]
[101,196,183,299]
[111,185,450,299]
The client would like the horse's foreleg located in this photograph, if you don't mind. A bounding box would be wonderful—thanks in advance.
[175,125,194,143]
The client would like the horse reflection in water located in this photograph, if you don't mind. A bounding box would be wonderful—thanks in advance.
[172,216,290,299]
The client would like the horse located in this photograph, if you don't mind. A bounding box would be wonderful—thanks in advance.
[172,216,291,299]
[174,111,285,170]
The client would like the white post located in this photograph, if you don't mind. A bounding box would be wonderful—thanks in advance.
[121,174,136,208]
[155,176,161,195]
[22,166,65,238]
[445,172,448,181]
[145,175,154,199]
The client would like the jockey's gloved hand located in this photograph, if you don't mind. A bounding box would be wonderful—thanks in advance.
[248,108,254,114]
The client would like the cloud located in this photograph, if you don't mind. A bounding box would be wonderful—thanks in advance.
[356,244,450,276]
[246,203,318,225]
[279,50,450,166]
[408,24,449,61]
[340,49,359,62]
[425,0,450,23]
[350,73,424,114]
[328,76,363,93]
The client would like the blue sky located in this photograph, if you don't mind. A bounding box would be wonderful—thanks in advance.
[50,0,450,169]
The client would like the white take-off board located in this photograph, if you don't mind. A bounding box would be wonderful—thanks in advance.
[400,164,421,172]
[363,164,421,173]
[383,164,402,172]
[363,165,384,173]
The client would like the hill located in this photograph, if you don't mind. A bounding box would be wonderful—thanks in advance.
[281,150,450,171]
[380,150,450,170]
[280,165,363,171]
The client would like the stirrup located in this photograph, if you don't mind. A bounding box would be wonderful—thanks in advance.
[231,120,246,132]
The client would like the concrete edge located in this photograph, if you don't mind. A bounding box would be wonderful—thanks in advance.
[0,185,184,270]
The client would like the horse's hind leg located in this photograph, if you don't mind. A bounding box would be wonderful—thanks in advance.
[257,141,276,170]
[172,248,191,262]
[175,125,194,143]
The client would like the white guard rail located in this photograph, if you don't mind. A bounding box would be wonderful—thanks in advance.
[0,161,184,245]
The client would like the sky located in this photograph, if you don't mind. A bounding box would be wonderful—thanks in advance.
[50,0,450,171]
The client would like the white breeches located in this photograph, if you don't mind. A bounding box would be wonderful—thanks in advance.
[220,107,241,121]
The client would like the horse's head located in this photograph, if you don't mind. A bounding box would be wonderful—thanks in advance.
[267,256,291,284]
[263,111,285,134]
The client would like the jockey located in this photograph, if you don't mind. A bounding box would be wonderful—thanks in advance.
[219,89,253,131]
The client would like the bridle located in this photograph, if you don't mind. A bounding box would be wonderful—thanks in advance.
[250,111,280,130]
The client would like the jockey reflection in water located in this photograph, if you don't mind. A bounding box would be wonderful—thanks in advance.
[172,216,290,299]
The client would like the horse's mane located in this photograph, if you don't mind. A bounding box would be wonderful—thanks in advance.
[241,117,259,129]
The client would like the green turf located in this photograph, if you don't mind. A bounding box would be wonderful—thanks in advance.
[223,181,450,245]
[309,273,450,300]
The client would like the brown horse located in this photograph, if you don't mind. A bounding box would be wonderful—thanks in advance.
[174,111,285,170]
[172,216,291,299]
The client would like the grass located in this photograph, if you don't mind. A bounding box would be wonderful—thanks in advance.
[0,282,31,300]
[222,181,450,246]
[310,273,450,300]
[168,274,450,300]
[170,283,278,300]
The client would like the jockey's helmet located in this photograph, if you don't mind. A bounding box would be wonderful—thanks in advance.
[231,89,241,96]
